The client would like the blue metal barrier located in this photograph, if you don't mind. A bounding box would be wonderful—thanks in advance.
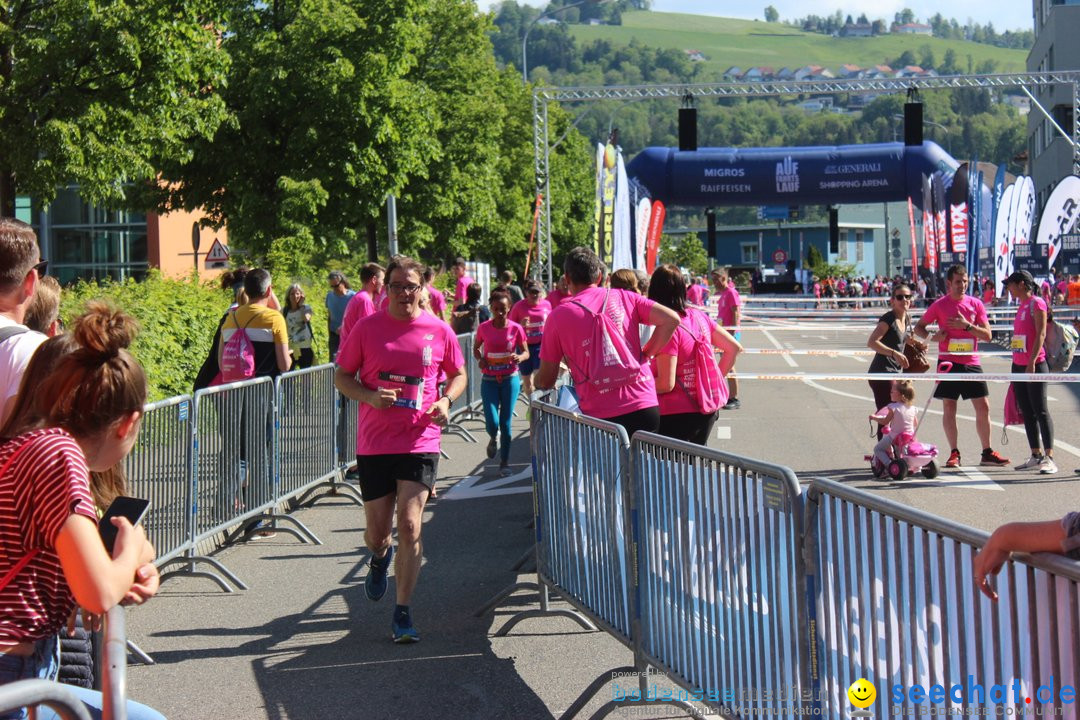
[806,478,1080,720]
[631,433,811,719]
[444,333,481,443]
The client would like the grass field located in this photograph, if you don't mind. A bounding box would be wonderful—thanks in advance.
[568,11,1027,76]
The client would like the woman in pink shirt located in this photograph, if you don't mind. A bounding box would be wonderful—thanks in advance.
[648,265,742,444]
[475,290,529,473]
[508,280,551,398]
[1005,270,1056,475]
[535,247,680,438]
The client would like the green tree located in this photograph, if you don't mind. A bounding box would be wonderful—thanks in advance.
[764,5,779,22]
[0,0,229,216]
[658,233,709,276]
[154,0,440,270]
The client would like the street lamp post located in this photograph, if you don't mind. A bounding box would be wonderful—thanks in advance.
[522,0,608,84]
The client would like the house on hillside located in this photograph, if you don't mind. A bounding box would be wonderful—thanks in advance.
[794,65,835,81]
[864,65,894,79]
[776,67,795,80]
[895,65,925,78]
[838,64,864,78]
[894,23,933,35]
[840,23,872,37]
[723,66,743,79]
[685,49,706,62]
[743,66,776,81]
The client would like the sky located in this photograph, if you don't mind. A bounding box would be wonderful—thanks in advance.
[476,1,1033,33]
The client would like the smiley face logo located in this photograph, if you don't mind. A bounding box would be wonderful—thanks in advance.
[848,678,876,708]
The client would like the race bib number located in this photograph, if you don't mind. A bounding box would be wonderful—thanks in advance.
[1011,335,1027,352]
[947,338,975,354]
[486,351,514,373]
[377,371,425,410]
[525,319,544,340]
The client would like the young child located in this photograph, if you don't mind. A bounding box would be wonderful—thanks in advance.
[869,379,919,468]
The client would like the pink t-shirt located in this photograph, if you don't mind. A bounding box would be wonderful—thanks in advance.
[0,429,97,643]
[455,275,475,305]
[336,310,464,455]
[339,290,377,343]
[686,284,706,306]
[539,286,658,418]
[475,320,527,377]
[921,294,988,365]
[547,288,567,309]
[428,287,446,317]
[1011,296,1048,365]
[651,308,727,416]
[715,286,742,328]
[508,298,552,345]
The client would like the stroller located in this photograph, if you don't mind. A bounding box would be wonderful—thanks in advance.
[865,363,949,481]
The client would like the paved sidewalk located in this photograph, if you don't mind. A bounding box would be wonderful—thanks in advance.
[125,404,695,720]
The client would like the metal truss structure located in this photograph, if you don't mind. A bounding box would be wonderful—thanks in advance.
[532,71,1080,286]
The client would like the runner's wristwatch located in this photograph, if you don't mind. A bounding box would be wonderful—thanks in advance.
[440,394,453,406]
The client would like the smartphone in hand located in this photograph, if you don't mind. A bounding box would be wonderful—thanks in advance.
[98,496,151,555]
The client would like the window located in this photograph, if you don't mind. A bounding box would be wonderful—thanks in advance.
[838,230,848,260]
[741,243,759,264]
[856,231,864,261]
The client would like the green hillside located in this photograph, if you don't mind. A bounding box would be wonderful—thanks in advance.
[568,11,1026,76]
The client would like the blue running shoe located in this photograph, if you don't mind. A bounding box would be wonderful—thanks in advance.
[392,613,420,644]
[365,546,393,602]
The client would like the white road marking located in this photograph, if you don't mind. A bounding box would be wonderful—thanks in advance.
[930,467,1004,492]
[715,426,731,440]
[440,467,532,500]
[761,328,798,367]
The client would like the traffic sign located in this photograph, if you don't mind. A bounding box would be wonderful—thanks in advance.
[205,239,229,269]
[772,248,788,264]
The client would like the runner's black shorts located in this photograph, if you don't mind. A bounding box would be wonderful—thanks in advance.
[932,362,989,401]
[355,453,439,501]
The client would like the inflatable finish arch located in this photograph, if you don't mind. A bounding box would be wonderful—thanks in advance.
[626,141,959,207]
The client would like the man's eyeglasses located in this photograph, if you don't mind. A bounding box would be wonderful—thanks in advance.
[527,289,541,295]
[893,294,912,301]
[31,260,47,277]
[388,283,422,295]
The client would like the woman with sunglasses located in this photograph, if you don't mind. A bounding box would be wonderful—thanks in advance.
[508,280,551,398]
[866,282,926,439]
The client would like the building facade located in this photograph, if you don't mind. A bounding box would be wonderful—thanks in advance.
[1027,0,1080,210]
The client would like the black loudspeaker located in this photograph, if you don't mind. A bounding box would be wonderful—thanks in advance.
[904,102,923,146]
[828,208,839,253]
[706,209,716,258]
[366,222,377,262]
[679,107,697,151]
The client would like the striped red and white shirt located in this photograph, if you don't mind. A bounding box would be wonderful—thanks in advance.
[0,428,96,643]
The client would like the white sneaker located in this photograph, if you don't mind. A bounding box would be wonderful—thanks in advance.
[1039,457,1059,475]
[1014,454,1044,470]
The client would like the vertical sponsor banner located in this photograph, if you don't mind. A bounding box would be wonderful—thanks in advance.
[989,165,1007,297]
[947,162,969,254]
[966,164,980,283]
[1034,175,1080,268]
[932,174,948,258]
[592,143,606,261]
[635,196,651,273]
[907,197,919,282]
[645,200,665,274]
[1015,176,1037,246]
[613,147,632,271]
[523,193,543,280]
[921,174,937,273]
[995,182,1017,293]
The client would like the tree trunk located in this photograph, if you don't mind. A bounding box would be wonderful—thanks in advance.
[0,170,16,218]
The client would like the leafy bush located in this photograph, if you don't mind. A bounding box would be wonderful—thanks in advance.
[59,271,332,401]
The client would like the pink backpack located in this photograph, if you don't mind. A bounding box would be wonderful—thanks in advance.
[219,311,257,383]
[569,288,645,394]
[675,309,726,414]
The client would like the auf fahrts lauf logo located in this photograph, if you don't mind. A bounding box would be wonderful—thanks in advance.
[776,156,799,193]
[848,678,876,718]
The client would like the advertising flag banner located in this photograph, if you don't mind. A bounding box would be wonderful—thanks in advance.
[613,147,632,270]
[593,143,606,259]
[947,163,969,254]
[1034,175,1080,268]
[995,182,1017,294]
[635,197,651,273]
[907,196,919,282]
[1015,176,1036,246]
[932,174,948,257]
[921,174,937,273]
[645,200,665,274]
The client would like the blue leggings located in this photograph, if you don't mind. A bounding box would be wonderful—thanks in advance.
[481,374,520,463]
[0,635,164,720]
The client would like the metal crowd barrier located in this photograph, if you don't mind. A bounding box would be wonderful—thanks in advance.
[277,365,361,507]
[102,607,128,720]
[806,477,1080,720]
[0,681,91,720]
[444,333,481,442]
[631,433,812,719]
